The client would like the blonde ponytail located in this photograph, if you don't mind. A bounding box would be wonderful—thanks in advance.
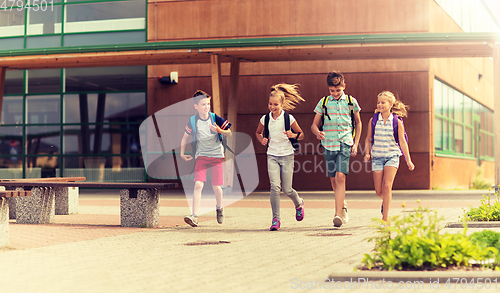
[376,91,409,117]
[270,83,305,111]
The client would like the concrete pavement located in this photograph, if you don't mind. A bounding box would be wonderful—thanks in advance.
[0,189,498,293]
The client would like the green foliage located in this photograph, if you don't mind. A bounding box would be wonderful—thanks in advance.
[462,189,500,221]
[470,230,500,252]
[471,166,493,190]
[362,206,499,271]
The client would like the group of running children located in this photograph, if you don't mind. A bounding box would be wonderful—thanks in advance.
[180,71,415,230]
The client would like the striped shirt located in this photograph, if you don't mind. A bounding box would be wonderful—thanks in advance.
[371,113,402,158]
[313,93,361,151]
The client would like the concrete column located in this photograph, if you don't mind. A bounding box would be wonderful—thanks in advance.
[16,187,55,224]
[120,189,159,228]
[0,186,8,247]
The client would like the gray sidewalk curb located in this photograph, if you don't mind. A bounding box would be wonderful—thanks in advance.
[446,221,500,228]
[328,271,500,283]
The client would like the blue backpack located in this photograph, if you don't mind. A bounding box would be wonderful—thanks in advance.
[370,112,408,161]
[190,113,234,156]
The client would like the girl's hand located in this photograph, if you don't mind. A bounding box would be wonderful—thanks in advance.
[315,131,325,140]
[363,154,370,162]
[284,130,296,138]
[261,138,268,146]
[407,160,415,171]
[350,143,358,157]
[181,154,193,162]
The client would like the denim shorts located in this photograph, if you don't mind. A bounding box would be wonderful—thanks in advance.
[323,143,351,177]
[371,155,400,171]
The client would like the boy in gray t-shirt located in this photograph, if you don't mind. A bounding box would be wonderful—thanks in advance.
[180,90,232,227]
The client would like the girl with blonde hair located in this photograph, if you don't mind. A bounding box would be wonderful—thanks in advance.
[363,91,415,225]
[255,83,305,231]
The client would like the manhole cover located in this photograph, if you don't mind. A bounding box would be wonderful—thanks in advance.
[307,233,352,237]
[184,241,231,246]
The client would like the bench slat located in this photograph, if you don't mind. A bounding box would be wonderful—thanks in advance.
[0,177,86,183]
[0,182,177,189]
[0,190,32,198]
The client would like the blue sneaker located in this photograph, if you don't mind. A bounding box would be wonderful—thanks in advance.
[270,218,280,231]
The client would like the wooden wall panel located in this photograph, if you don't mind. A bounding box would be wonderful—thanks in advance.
[148,0,429,41]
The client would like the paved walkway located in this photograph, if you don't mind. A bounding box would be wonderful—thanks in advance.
[1,189,498,293]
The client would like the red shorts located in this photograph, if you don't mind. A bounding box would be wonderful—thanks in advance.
[194,156,224,186]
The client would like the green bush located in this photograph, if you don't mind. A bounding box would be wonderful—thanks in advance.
[470,230,500,252]
[362,206,498,271]
[471,166,493,190]
[462,190,500,221]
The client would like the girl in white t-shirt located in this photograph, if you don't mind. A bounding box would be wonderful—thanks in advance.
[255,83,305,231]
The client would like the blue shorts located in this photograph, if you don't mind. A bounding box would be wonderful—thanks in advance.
[323,143,351,177]
[371,155,400,171]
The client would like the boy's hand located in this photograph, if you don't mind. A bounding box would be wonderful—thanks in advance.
[315,131,325,140]
[407,160,415,171]
[209,124,220,133]
[350,143,358,157]
[260,138,269,146]
[181,154,193,161]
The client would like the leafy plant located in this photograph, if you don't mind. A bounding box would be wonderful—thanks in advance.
[362,205,499,271]
[470,230,500,252]
[462,189,500,221]
[471,165,494,190]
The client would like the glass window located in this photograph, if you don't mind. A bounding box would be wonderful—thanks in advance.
[26,126,60,154]
[0,10,25,38]
[27,69,61,94]
[1,96,23,125]
[434,79,442,116]
[464,126,472,155]
[464,96,472,125]
[454,123,463,153]
[63,31,146,47]
[454,91,463,122]
[64,66,146,93]
[26,35,61,49]
[435,117,443,151]
[64,0,145,33]
[4,70,24,95]
[27,6,62,35]
[0,37,24,50]
[26,95,61,124]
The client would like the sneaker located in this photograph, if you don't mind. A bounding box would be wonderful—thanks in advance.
[333,215,343,227]
[216,207,224,224]
[184,214,198,227]
[341,207,349,224]
[270,218,280,231]
[295,199,304,221]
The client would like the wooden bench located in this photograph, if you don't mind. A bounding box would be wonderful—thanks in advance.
[0,188,33,247]
[1,177,85,219]
[0,179,177,228]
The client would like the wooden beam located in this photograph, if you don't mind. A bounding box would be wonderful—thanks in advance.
[0,68,5,129]
[225,58,240,189]
[494,44,500,189]
[210,54,223,117]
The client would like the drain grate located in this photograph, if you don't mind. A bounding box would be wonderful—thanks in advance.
[307,233,352,237]
[184,240,231,246]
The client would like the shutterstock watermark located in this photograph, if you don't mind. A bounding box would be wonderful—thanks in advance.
[139,98,259,216]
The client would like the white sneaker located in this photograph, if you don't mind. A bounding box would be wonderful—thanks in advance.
[333,215,343,227]
[341,207,349,224]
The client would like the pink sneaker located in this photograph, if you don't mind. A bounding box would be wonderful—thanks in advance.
[295,199,304,221]
[270,218,280,231]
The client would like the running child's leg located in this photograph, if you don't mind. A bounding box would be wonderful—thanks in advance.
[281,154,301,206]
[267,155,282,221]
[381,166,397,222]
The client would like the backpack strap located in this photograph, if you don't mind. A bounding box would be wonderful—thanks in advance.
[370,112,379,146]
[392,113,400,145]
[346,95,355,138]
[264,113,270,139]
[319,96,330,131]
[190,114,198,137]
[284,111,290,131]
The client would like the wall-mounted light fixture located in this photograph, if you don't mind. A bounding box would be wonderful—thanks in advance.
[158,72,178,84]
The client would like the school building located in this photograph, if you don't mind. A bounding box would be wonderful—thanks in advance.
[0,0,499,190]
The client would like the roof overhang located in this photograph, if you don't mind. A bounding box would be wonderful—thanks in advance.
[0,33,498,70]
